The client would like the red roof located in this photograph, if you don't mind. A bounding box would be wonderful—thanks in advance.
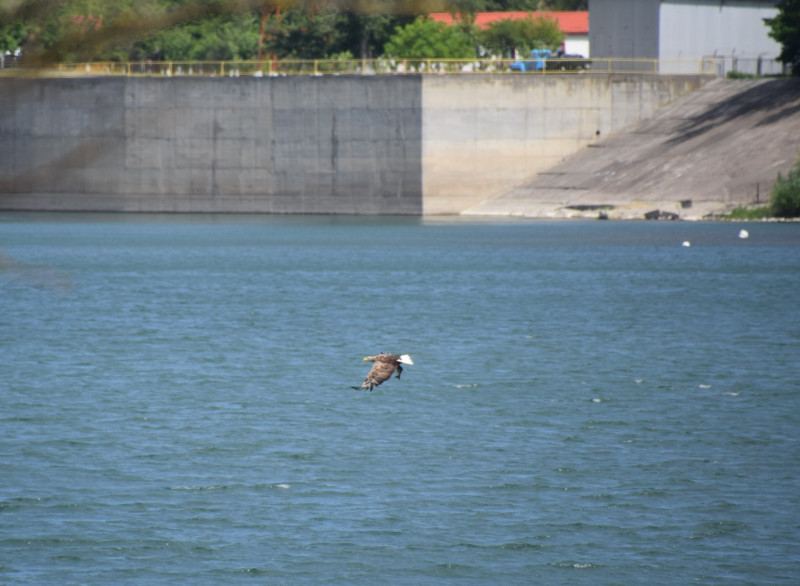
[429,11,588,35]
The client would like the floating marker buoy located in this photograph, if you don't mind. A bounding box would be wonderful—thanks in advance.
[682,241,691,247]
[739,229,749,239]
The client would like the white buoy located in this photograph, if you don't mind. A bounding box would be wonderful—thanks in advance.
[682,241,691,247]
[739,229,749,239]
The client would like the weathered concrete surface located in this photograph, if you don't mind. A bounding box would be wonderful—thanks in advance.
[422,74,709,214]
[0,73,712,215]
[0,76,423,214]
[463,78,800,219]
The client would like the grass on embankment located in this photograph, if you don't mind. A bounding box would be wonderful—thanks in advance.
[720,155,800,220]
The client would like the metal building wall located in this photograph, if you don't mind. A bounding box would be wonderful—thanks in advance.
[659,1,782,74]
[589,0,660,59]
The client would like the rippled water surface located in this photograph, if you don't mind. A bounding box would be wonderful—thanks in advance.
[2,213,799,584]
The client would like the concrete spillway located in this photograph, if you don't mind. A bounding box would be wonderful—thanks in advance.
[464,78,800,219]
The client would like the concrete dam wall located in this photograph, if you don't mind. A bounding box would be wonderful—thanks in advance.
[0,74,708,214]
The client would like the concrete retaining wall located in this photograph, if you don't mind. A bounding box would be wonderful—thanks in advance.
[0,76,423,213]
[0,74,708,214]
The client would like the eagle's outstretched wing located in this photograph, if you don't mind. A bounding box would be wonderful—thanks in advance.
[353,354,413,391]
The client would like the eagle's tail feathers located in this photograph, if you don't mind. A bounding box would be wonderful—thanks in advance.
[398,354,413,365]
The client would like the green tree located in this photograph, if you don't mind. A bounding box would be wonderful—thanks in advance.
[134,12,260,61]
[0,16,26,55]
[258,4,343,59]
[767,0,800,74]
[770,155,800,217]
[0,0,268,64]
[384,16,475,58]
[447,0,484,22]
[330,11,414,60]
[1,1,475,64]
[478,13,564,56]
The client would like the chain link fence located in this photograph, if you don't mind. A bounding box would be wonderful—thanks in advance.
[0,57,724,77]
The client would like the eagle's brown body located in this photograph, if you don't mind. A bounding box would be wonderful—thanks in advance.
[353,353,413,391]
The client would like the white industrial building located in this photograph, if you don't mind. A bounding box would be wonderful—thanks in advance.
[589,0,784,75]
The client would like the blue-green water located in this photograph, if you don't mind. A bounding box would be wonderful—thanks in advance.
[2,213,799,584]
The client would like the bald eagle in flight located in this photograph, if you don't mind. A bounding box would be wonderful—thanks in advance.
[353,353,413,391]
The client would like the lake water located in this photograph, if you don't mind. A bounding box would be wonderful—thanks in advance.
[2,213,799,584]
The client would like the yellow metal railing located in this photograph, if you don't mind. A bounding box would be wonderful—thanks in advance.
[49,57,720,77]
